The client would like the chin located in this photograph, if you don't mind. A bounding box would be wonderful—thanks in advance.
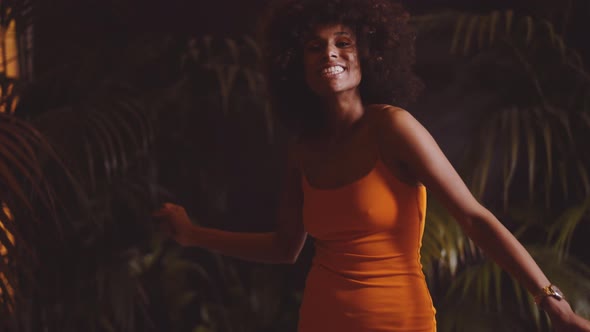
[314,85,357,97]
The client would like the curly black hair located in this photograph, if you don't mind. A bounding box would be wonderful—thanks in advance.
[262,0,423,138]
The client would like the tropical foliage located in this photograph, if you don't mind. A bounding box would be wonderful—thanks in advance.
[1,21,292,331]
[1,0,589,331]
[413,4,590,331]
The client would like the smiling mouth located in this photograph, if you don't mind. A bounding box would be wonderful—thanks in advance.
[320,65,346,77]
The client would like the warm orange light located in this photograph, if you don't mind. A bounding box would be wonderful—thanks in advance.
[2,20,19,79]
[0,19,20,113]
[0,202,14,254]
[0,202,15,302]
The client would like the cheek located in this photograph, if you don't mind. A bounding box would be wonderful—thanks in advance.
[345,53,362,77]
[350,59,362,81]
[353,55,361,68]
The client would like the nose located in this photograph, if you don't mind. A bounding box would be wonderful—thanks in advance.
[323,44,338,60]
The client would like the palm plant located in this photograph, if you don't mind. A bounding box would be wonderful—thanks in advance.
[412,2,590,330]
[4,1,590,331]
[1,9,296,328]
[0,0,28,114]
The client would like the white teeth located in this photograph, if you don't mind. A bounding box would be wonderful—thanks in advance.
[322,66,345,75]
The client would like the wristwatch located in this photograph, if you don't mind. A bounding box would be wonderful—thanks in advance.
[534,284,565,304]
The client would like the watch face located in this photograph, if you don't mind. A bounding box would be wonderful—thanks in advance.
[550,285,564,299]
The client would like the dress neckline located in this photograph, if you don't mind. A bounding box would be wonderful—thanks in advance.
[301,158,383,192]
[301,157,423,191]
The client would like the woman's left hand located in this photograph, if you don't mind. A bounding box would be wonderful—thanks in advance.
[544,299,590,332]
[552,313,590,332]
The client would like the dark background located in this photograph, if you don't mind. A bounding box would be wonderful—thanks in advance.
[3,0,590,331]
[34,0,589,75]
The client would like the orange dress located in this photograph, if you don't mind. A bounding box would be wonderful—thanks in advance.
[298,157,437,332]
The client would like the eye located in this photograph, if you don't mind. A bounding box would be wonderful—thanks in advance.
[305,41,322,52]
[336,40,352,48]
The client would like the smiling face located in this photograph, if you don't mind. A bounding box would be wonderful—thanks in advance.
[303,24,362,98]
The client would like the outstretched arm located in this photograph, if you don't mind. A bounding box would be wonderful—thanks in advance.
[374,106,590,331]
[153,146,307,264]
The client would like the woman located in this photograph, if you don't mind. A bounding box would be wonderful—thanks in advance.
[153,0,590,331]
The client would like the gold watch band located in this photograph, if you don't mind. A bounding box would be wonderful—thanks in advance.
[533,284,565,304]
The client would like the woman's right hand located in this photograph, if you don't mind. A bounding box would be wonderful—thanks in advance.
[152,203,196,246]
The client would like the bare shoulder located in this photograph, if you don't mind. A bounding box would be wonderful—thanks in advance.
[366,103,410,119]
[365,104,416,136]
[365,104,438,168]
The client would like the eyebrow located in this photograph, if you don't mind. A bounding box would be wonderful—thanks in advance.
[306,31,352,42]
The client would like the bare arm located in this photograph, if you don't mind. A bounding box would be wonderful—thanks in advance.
[374,106,590,330]
[153,146,307,264]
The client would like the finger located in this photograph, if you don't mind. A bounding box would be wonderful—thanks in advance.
[162,202,177,209]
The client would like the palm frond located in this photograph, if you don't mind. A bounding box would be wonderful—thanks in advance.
[470,112,499,200]
[439,244,590,330]
[414,8,590,207]
[185,35,274,140]
[422,196,481,281]
[414,10,574,61]
[528,246,590,318]
[0,110,170,331]
[547,197,590,259]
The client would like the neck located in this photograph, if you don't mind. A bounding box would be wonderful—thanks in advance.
[320,89,364,139]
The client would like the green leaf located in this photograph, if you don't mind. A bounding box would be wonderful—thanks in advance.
[472,113,498,199]
[489,11,500,44]
[463,15,480,54]
[213,64,239,115]
[477,15,489,50]
[541,112,553,206]
[501,108,520,210]
[243,36,262,61]
[522,109,536,200]
[524,16,534,46]
[224,38,239,64]
[451,15,467,55]
[576,161,590,196]
[548,198,590,259]
[193,325,212,332]
[505,10,514,34]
